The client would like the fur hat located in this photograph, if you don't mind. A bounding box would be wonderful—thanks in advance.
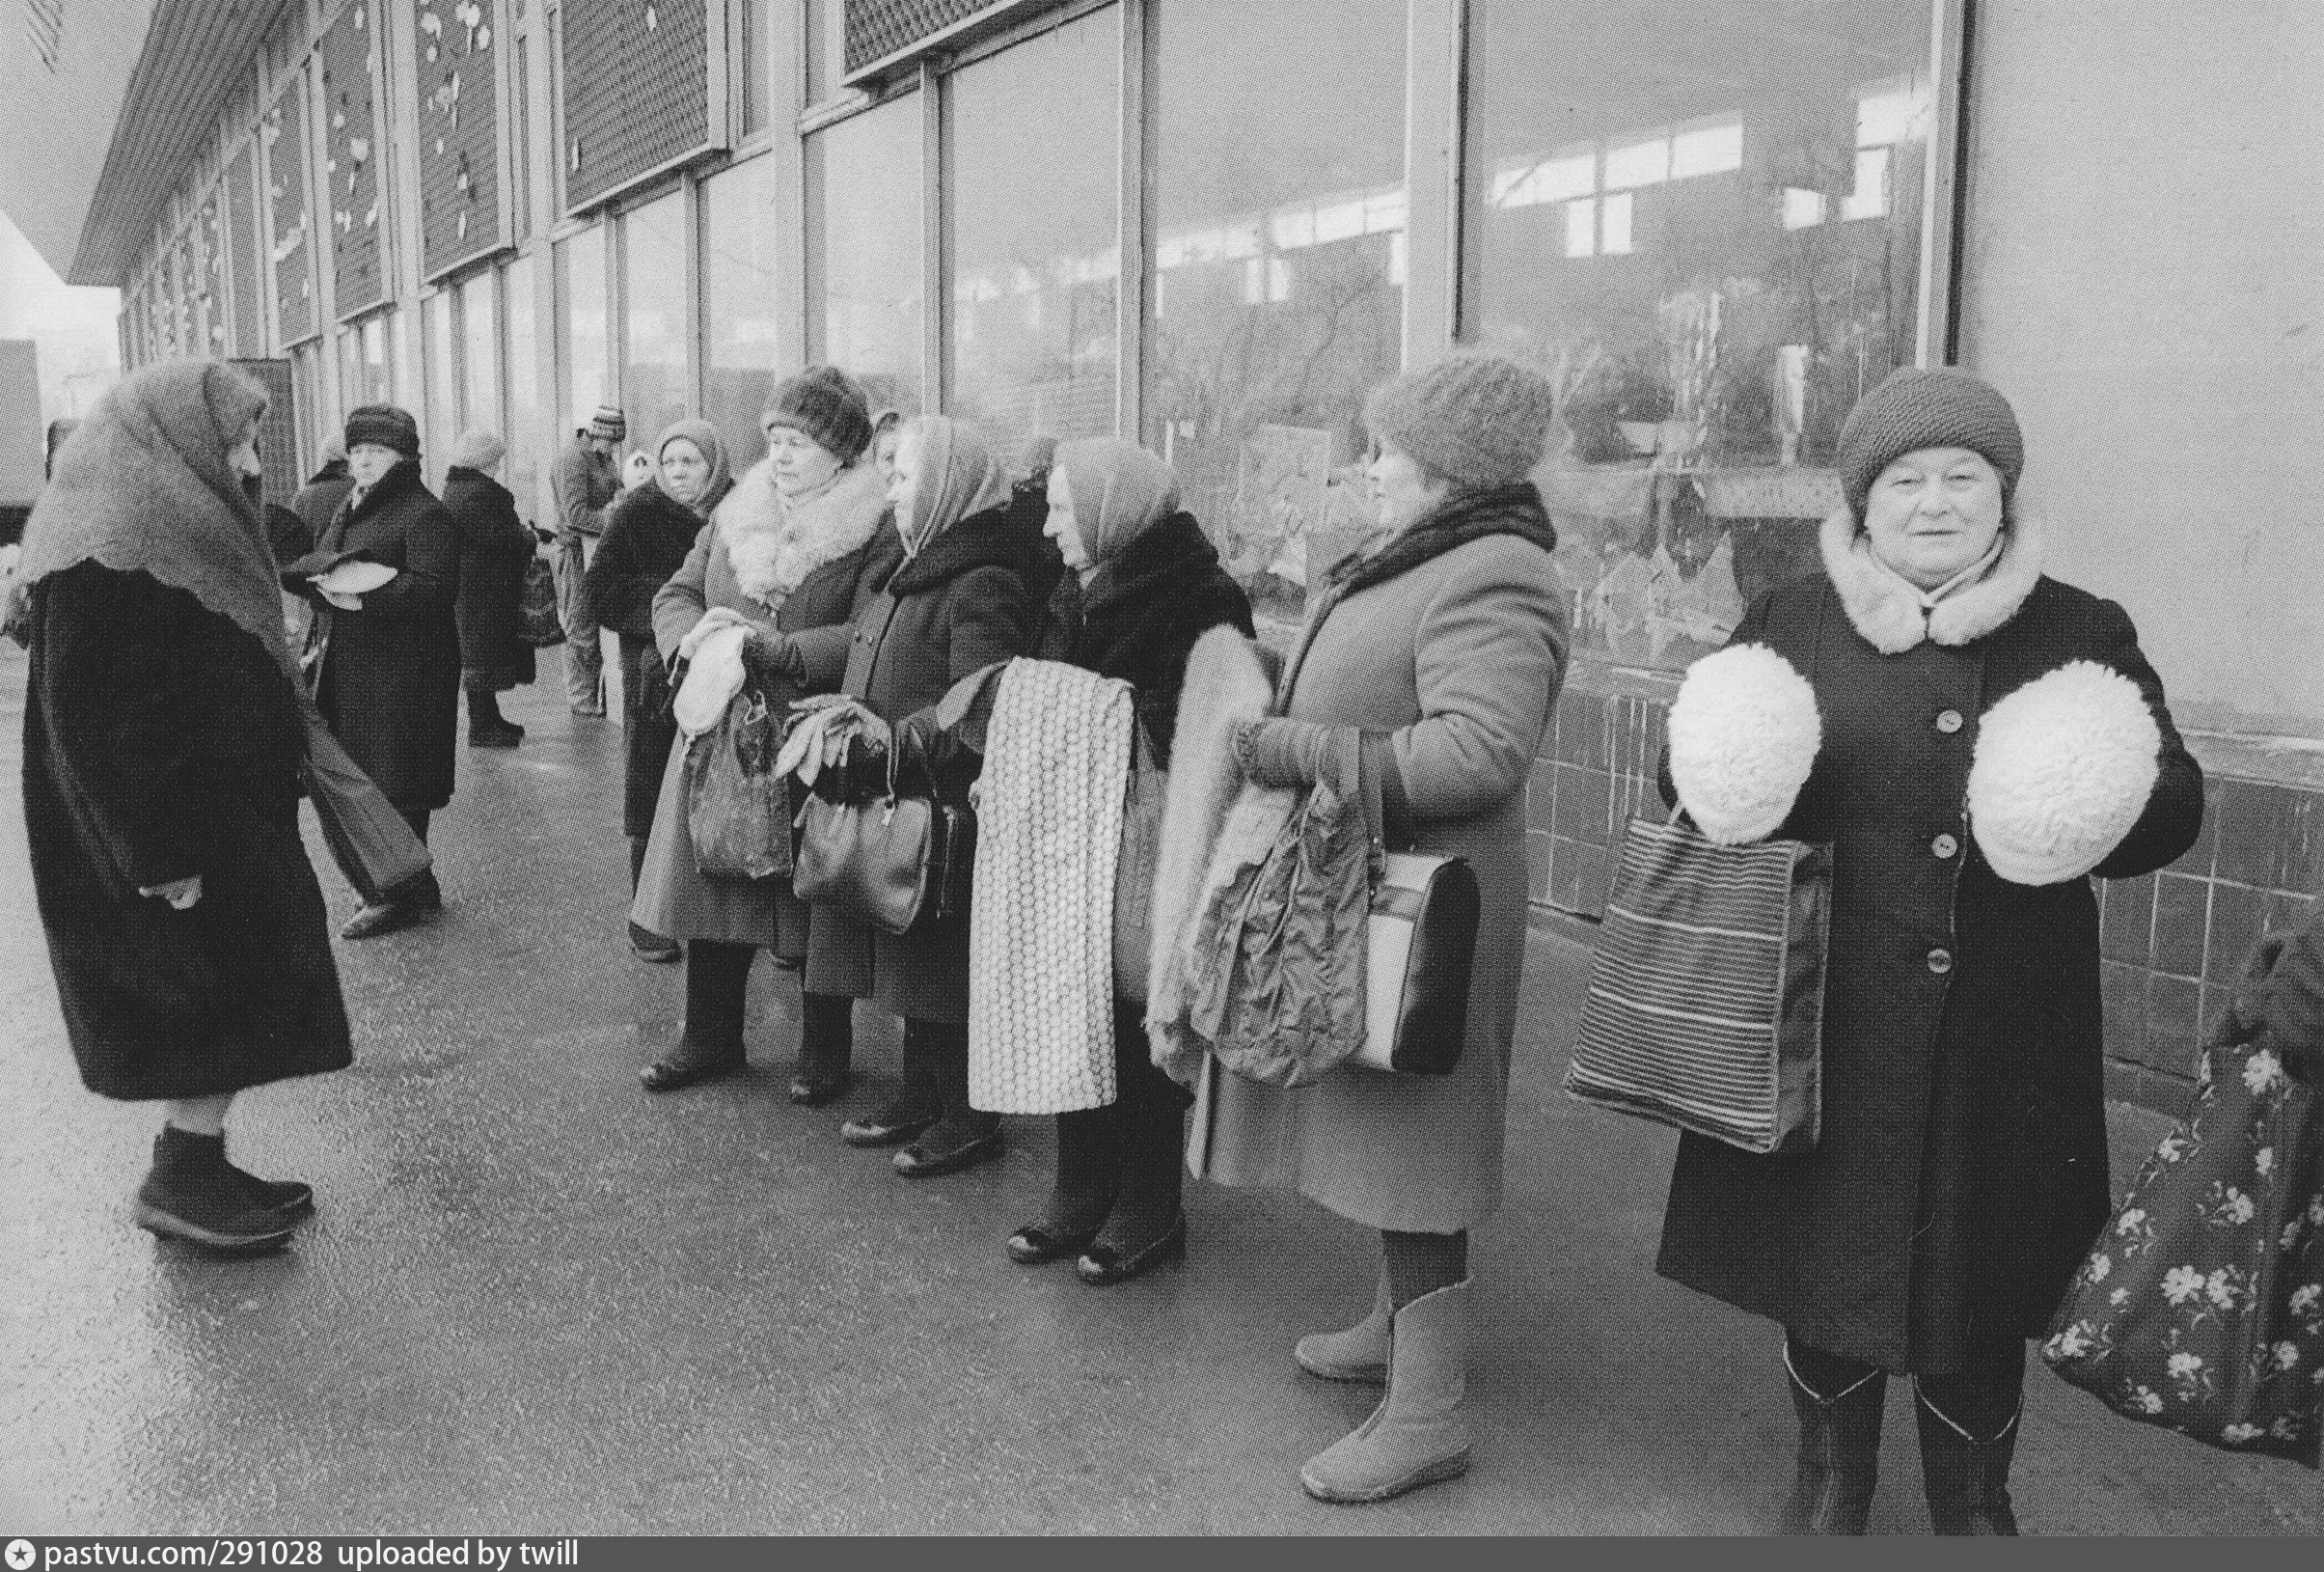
[1968,660,2160,885]
[449,428,506,472]
[1836,367,2024,515]
[763,365,872,462]
[587,405,627,443]
[1362,353,1556,489]
[345,403,420,459]
[1667,644,1823,845]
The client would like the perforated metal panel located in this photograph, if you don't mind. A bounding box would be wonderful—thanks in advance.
[560,0,713,211]
[417,0,505,278]
[265,85,317,344]
[227,145,264,356]
[843,0,1014,72]
[319,1,387,317]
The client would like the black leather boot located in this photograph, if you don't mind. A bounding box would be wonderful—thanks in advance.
[1778,1350,1886,1534]
[642,941,751,1091]
[1914,1390,2021,1535]
[790,991,855,1104]
[133,1128,299,1253]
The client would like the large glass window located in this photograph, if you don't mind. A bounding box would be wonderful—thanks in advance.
[506,258,543,519]
[944,14,1119,451]
[809,94,923,418]
[702,155,783,466]
[556,222,610,435]
[621,188,693,444]
[424,289,457,480]
[1144,0,1408,621]
[1472,0,1940,674]
[459,268,501,434]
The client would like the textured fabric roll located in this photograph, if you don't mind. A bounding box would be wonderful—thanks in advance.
[1361,353,1556,488]
[1836,367,2024,514]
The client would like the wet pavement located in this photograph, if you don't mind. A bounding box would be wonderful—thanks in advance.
[2,644,2316,1535]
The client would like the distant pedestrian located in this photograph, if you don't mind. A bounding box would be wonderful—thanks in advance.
[282,405,462,939]
[288,437,352,542]
[1202,354,1568,1503]
[551,406,626,715]
[586,417,736,963]
[14,361,350,1253]
[442,429,536,749]
[1654,368,2204,1534]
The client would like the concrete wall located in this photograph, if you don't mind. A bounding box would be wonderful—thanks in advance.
[1956,0,2324,752]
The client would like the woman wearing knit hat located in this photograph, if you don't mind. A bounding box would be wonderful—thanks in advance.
[1654,366,2204,1533]
[442,428,536,749]
[1197,353,1569,1503]
[628,369,900,1098]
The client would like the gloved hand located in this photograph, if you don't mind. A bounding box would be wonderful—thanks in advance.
[742,627,806,684]
[675,605,752,663]
[1233,717,1338,789]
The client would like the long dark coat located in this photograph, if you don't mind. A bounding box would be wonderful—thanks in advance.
[22,562,352,1099]
[804,505,1042,1024]
[442,465,536,691]
[289,459,352,542]
[288,460,463,813]
[584,482,717,838]
[1655,573,2204,1372]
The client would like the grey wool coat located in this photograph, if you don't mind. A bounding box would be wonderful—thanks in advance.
[1193,525,1570,1233]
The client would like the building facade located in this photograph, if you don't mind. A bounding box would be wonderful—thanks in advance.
[18,0,2322,1112]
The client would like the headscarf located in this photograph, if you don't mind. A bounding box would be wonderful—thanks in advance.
[449,428,506,472]
[654,418,733,517]
[14,360,291,673]
[1053,437,1180,570]
[897,416,1009,558]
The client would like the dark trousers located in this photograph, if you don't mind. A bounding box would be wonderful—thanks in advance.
[684,938,851,1067]
[398,808,430,844]
[1048,1002,1193,1237]
[1788,1332,2026,1441]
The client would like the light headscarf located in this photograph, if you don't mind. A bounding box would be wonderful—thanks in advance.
[14,360,290,673]
[1053,437,1180,570]
[654,418,733,518]
[897,416,1009,558]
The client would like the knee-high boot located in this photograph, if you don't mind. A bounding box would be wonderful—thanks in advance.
[641,940,752,1091]
[1778,1344,1887,1534]
[1914,1387,2021,1535]
[789,991,855,1104]
[894,1020,1002,1178]
[1299,1279,1475,1503]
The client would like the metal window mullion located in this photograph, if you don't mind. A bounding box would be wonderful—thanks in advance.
[684,176,705,417]
[1917,0,1971,366]
[1401,0,1466,370]
[1112,0,1150,440]
[920,56,944,413]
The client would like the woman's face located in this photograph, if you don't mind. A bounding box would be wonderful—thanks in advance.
[1861,446,2006,590]
[887,429,922,539]
[659,437,710,506]
[346,442,401,488]
[1044,468,1090,575]
[1366,444,1450,535]
[227,420,263,482]
[873,425,902,484]
[763,422,843,497]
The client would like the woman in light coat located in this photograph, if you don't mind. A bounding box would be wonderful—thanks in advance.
[1204,354,1568,1503]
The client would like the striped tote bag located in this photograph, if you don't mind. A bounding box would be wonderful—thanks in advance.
[1564,812,1831,1154]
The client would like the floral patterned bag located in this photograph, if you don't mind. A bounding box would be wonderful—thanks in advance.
[2041,1028,2323,1467]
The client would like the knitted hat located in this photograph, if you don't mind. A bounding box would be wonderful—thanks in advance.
[762,366,872,462]
[1836,367,2024,515]
[587,405,627,443]
[1362,353,1557,489]
[449,428,506,472]
[345,403,420,459]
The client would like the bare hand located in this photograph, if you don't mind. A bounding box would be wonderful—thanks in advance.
[140,875,203,910]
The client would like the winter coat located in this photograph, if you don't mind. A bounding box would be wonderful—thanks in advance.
[22,562,351,1099]
[289,459,352,543]
[551,439,620,540]
[1193,493,1570,1232]
[629,461,900,952]
[1654,511,2205,1373]
[804,503,1044,1024]
[287,460,463,813]
[442,465,536,690]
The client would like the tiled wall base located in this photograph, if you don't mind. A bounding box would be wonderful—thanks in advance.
[1530,672,2320,1117]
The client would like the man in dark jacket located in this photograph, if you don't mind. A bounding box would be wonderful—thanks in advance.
[549,405,625,715]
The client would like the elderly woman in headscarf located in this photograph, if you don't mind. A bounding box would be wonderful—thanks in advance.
[443,428,537,749]
[801,415,1045,1178]
[586,418,735,964]
[628,370,898,1095]
[14,361,352,1254]
[992,437,1254,1282]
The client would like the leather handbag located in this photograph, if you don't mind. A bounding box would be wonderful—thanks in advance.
[1346,852,1481,1075]
[1564,808,1830,1154]
[791,750,972,937]
[516,554,563,648]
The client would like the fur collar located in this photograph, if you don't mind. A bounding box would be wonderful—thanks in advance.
[716,458,889,612]
[1818,507,2044,654]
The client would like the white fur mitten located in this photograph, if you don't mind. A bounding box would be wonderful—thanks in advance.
[1968,660,2161,886]
[1667,644,1822,844]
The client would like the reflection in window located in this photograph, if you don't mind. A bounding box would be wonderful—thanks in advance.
[703,155,783,465]
[946,13,1118,452]
[1473,0,1939,674]
[622,189,692,443]
[1143,0,1407,621]
[810,95,922,418]
[556,223,609,435]
[460,268,500,434]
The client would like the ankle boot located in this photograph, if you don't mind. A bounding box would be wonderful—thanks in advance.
[1299,1279,1474,1503]
[1297,1270,1392,1383]
[895,1022,1002,1177]
[1914,1390,2020,1535]
[790,991,855,1104]
[643,941,751,1091]
[133,1128,299,1253]
[842,1015,944,1145]
[1778,1352,1887,1534]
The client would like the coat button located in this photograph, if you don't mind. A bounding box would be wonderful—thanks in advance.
[1928,948,1955,975]
[1931,833,1959,859]
[1934,708,1964,733]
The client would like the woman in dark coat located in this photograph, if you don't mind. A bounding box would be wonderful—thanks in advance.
[288,439,351,541]
[997,437,1252,1282]
[14,361,351,1254]
[1655,368,2204,1535]
[585,417,734,962]
[799,415,1041,1178]
[629,369,898,1096]
[281,405,463,939]
[442,429,536,748]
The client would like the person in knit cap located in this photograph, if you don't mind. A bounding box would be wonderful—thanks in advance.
[14,361,351,1253]
[550,403,628,714]
[1654,365,2202,1534]
[442,427,536,748]
[1198,353,1569,1503]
